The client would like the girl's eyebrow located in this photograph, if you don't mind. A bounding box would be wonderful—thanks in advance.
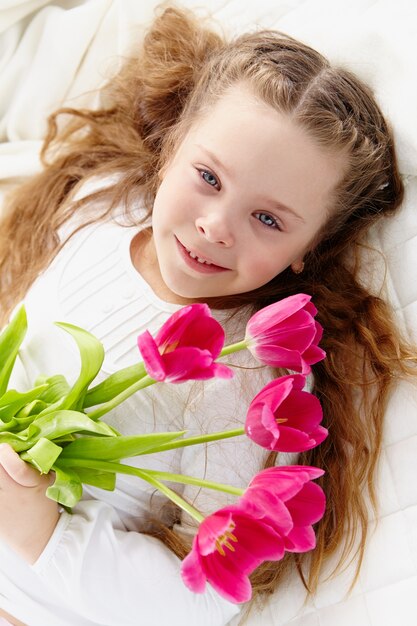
[195,144,233,178]
[259,197,306,223]
[196,143,305,223]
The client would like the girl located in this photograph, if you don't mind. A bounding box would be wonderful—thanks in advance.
[0,5,415,626]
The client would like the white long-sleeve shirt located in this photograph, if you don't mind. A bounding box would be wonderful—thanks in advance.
[0,205,277,625]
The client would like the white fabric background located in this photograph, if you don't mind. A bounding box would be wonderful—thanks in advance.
[0,2,416,625]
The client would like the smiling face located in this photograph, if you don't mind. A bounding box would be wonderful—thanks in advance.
[136,83,346,304]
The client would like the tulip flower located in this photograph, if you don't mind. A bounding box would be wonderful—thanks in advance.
[181,464,325,603]
[244,294,326,373]
[245,374,328,452]
[137,303,233,383]
[181,506,286,603]
[239,466,326,553]
[2,304,329,604]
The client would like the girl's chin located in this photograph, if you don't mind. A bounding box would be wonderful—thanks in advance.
[162,282,218,304]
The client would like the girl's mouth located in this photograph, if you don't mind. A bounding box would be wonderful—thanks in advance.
[175,238,229,274]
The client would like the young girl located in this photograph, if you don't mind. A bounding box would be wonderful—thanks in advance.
[0,5,415,626]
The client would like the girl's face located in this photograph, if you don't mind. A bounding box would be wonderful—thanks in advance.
[141,84,346,304]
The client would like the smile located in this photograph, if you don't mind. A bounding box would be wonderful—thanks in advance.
[186,248,213,265]
[175,237,229,274]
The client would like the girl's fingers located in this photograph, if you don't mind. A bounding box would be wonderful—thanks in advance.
[0,444,40,487]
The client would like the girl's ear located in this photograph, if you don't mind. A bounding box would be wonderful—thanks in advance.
[291,259,305,275]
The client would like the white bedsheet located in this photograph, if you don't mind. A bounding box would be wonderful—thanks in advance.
[0,2,416,625]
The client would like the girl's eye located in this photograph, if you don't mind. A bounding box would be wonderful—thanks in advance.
[199,169,220,189]
[254,212,281,230]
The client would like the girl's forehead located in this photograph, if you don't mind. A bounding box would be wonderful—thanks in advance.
[172,86,346,229]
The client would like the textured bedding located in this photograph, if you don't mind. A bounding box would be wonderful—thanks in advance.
[0,2,416,625]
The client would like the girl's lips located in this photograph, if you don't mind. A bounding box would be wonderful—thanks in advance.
[175,237,229,274]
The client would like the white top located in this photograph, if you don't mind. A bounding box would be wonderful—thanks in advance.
[1,3,417,626]
[0,197,277,625]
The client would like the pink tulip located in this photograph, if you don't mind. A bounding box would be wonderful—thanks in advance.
[245,375,328,452]
[239,466,326,552]
[181,466,326,602]
[137,304,233,383]
[181,506,285,603]
[245,294,326,373]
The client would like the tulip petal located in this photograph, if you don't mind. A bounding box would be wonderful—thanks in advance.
[222,512,286,567]
[156,304,226,358]
[284,524,317,552]
[161,348,214,383]
[137,331,166,381]
[247,295,312,335]
[181,542,207,593]
[251,344,304,371]
[212,363,234,379]
[302,344,327,368]
[270,426,317,452]
[197,510,234,556]
[278,425,328,451]
[245,403,279,449]
[245,294,326,370]
[245,375,327,453]
[285,482,326,525]
[248,466,324,502]
[249,376,295,409]
[264,310,318,350]
[203,555,253,603]
[156,304,208,348]
[240,489,294,535]
[278,391,322,429]
[184,507,287,604]
[138,304,229,384]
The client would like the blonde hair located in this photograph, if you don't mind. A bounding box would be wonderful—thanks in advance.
[0,4,415,606]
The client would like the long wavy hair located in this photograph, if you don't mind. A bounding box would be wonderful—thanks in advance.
[1,3,415,607]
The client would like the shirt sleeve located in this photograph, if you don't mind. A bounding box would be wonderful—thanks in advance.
[31,500,240,626]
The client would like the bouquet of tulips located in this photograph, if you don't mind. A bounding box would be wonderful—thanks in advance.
[0,294,327,603]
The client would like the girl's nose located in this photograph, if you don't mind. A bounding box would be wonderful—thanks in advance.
[195,214,235,247]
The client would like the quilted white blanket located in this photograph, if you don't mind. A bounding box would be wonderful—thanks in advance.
[0,2,416,625]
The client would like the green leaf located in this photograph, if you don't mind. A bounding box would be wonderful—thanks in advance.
[83,363,146,408]
[47,465,83,507]
[0,306,27,396]
[0,385,48,421]
[15,399,49,421]
[59,431,186,461]
[70,466,116,491]
[21,437,63,473]
[36,375,71,404]
[0,417,17,431]
[0,433,38,452]
[37,323,105,415]
[24,410,118,441]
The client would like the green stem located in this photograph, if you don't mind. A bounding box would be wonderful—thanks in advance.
[57,457,204,522]
[132,468,244,496]
[87,375,156,420]
[135,472,205,523]
[144,427,245,454]
[84,362,147,408]
[219,340,249,357]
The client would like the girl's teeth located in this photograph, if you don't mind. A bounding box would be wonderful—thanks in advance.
[188,250,211,265]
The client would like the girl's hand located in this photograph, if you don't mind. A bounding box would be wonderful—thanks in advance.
[0,444,60,564]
